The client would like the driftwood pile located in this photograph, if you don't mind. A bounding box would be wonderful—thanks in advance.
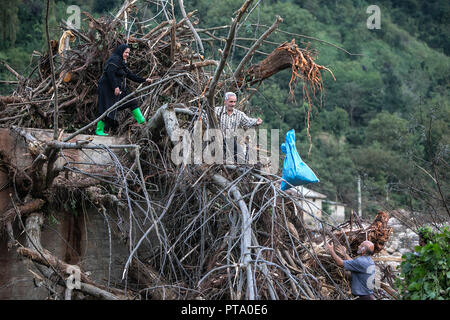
[0,0,395,300]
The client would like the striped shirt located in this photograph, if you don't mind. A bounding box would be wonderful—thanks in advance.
[214,106,258,131]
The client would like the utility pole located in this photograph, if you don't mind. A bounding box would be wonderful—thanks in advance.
[357,175,362,217]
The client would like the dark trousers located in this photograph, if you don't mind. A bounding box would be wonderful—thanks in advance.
[223,137,238,163]
[102,90,139,130]
[104,117,120,130]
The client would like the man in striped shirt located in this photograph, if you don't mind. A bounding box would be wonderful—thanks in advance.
[214,92,262,130]
[214,92,262,163]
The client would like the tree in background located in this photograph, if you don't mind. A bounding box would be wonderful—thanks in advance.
[0,0,22,49]
[93,0,122,14]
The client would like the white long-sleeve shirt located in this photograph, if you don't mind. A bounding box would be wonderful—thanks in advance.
[214,106,258,131]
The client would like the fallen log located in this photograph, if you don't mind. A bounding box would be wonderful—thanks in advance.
[18,245,126,300]
[244,39,335,93]
[0,96,23,106]
[211,173,255,300]
[0,198,46,226]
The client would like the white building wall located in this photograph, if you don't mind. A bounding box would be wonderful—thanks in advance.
[329,203,345,224]
[302,198,323,226]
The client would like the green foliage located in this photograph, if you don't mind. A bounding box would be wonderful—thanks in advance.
[366,112,413,151]
[295,130,358,207]
[0,0,22,49]
[319,107,349,136]
[377,0,450,55]
[48,214,60,226]
[93,0,121,13]
[322,201,331,216]
[63,196,78,217]
[418,226,435,243]
[396,226,450,300]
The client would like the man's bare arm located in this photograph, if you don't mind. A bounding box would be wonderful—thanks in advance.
[326,242,345,267]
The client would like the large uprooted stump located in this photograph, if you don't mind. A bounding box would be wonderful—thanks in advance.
[241,39,335,93]
[334,211,393,255]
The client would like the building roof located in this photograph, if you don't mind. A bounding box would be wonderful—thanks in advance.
[291,186,327,199]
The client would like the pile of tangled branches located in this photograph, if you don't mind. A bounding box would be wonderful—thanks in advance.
[0,0,395,300]
[0,6,212,134]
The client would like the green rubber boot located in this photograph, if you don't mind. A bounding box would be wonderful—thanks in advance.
[131,107,146,124]
[96,120,108,136]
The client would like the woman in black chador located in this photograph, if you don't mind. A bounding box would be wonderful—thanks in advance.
[96,43,152,135]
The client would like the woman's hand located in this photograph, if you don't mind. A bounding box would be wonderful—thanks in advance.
[114,87,121,96]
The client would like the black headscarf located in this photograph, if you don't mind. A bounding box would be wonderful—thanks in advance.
[102,44,129,74]
[112,43,130,59]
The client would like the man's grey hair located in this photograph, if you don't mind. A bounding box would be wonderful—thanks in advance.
[224,92,236,101]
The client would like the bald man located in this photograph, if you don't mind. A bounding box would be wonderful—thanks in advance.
[326,240,376,300]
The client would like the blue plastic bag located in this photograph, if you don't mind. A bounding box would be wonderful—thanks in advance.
[280,129,319,191]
